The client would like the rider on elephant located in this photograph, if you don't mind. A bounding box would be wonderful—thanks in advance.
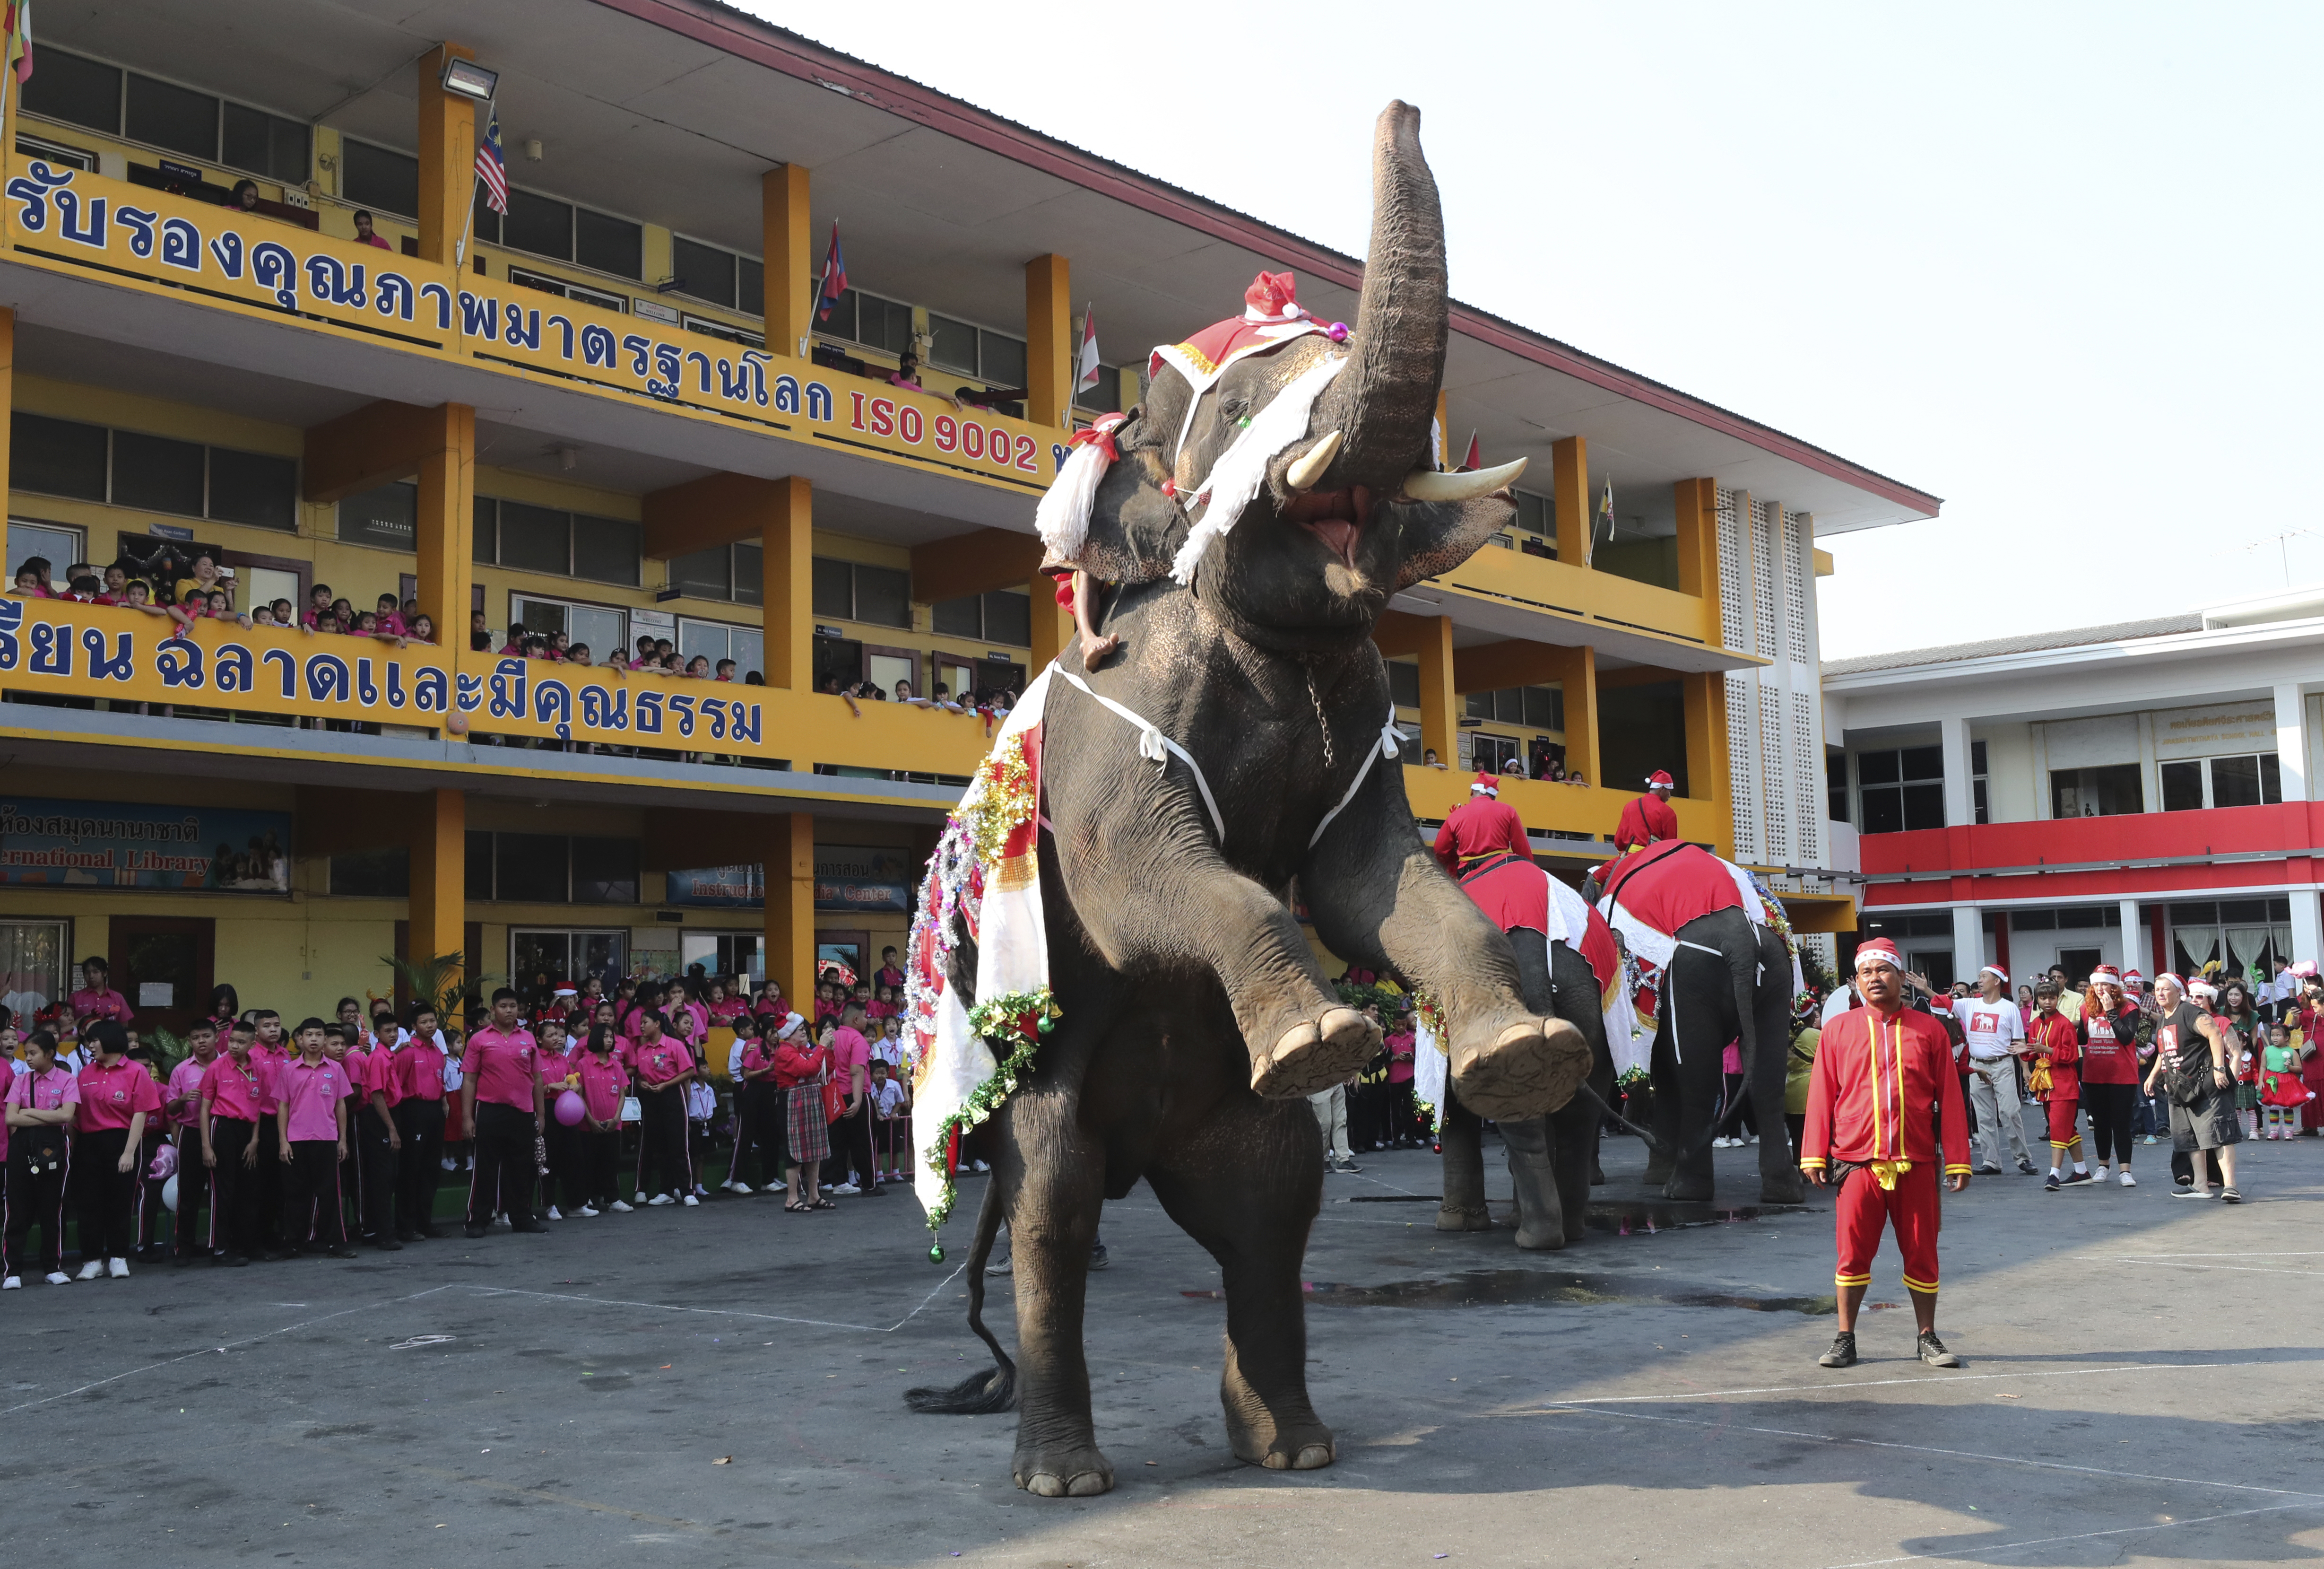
[1433,772,1529,876]
[1613,769,1680,854]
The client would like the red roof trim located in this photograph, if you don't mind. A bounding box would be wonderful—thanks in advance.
[591,0,1941,518]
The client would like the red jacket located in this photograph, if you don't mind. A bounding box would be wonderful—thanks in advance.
[1801,1004,1971,1177]
[1432,795,1527,876]
[1614,792,1679,853]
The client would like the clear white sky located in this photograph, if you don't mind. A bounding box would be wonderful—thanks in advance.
[740,1,2323,659]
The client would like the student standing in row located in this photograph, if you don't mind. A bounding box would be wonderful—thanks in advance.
[571,1024,632,1214]
[631,1010,697,1206]
[3,1031,79,1287]
[461,989,546,1238]
[535,1018,581,1220]
[74,1021,161,1279]
[730,1015,788,1193]
[198,1021,272,1265]
[164,1022,219,1263]
[274,1019,358,1258]
[356,1020,405,1250]
[392,1006,449,1240]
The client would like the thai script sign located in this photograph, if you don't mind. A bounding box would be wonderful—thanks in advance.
[0,795,292,891]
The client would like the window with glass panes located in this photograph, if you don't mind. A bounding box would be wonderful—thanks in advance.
[25,47,309,184]
[818,289,914,356]
[1465,685,1563,730]
[507,593,626,665]
[468,188,642,280]
[473,497,641,587]
[809,556,911,629]
[668,541,763,605]
[677,617,763,680]
[10,412,295,530]
[0,919,70,1020]
[341,138,419,218]
[465,832,638,905]
[1856,745,1944,833]
[2167,898,2291,982]
[2161,753,2282,810]
[2050,764,2143,819]
[928,312,1029,387]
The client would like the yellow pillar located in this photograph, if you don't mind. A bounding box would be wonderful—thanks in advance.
[1415,613,1458,769]
[763,814,816,1006]
[763,164,813,357]
[760,475,813,691]
[1024,253,1072,428]
[416,44,477,269]
[1029,569,1072,673]
[0,309,15,508]
[406,789,467,985]
[413,402,476,646]
[1674,477,1722,646]
[1682,670,1727,813]
[1552,435,1589,567]
[1545,644,1600,789]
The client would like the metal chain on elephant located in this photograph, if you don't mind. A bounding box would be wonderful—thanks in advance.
[1304,665,1336,773]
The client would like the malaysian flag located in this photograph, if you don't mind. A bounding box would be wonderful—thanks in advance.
[814,222,846,322]
[475,111,509,216]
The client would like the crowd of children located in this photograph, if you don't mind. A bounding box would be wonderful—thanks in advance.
[0,954,926,1287]
[8,551,438,647]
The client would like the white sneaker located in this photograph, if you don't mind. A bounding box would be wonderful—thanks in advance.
[648,1193,674,1206]
[441,1156,457,1171]
[107,1257,129,1279]
[829,1182,860,1195]
[1744,1133,1759,1145]
[971,1160,990,1173]
[634,1191,650,1204]
[577,1204,600,1217]
[729,1182,753,1194]
[2093,1166,2109,1183]
[2119,1170,2136,1187]
[608,1200,634,1213]
[75,1260,104,1281]
[682,1194,700,1207]
[546,1206,563,1221]
[44,1271,70,1286]
[1,1275,19,1290]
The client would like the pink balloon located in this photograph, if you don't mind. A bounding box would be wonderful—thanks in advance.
[555,1090,587,1126]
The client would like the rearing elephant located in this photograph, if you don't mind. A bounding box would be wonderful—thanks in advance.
[904,103,1595,1499]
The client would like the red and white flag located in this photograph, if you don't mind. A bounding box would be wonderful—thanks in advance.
[1462,432,1481,471]
[1075,304,1101,393]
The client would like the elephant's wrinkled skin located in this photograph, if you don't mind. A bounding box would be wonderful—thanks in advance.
[1637,906,1805,1204]
[905,103,1593,1498]
[1437,931,1614,1249]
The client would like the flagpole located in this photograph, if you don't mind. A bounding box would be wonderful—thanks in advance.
[452,91,494,270]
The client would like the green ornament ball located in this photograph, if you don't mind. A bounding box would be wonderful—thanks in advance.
[929,1242,946,1264]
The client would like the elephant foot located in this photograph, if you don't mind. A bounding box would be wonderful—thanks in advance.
[1435,1203,1492,1232]
[1590,1162,1607,1186]
[1014,1443,1116,1498]
[1641,1155,1675,1187]
[1227,1411,1336,1472]
[1449,1017,1591,1122]
[1250,1008,1381,1099]
[1513,1219,1567,1250]
[1661,1170,1715,1202]
[1760,1167,1806,1205]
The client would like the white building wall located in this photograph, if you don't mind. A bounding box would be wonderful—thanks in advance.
[1717,487,1828,879]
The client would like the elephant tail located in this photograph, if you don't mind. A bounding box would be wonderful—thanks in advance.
[903,1173,1017,1415]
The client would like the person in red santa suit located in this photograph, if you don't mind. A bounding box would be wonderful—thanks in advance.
[1613,770,1681,854]
[1431,773,1528,878]
[1800,937,1973,1369]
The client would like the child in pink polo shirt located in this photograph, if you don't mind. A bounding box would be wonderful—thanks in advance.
[274,1019,357,1258]
[629,1011,696,1207]
[198,1021,272,1265]
[571,1024,631,1214]
[164,1022,218,1263]
[4,1031,80,1287]
[535,1019,581,1221]
[73,1020,161,1279]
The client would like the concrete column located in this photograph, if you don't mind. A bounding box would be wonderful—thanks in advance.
[2274,682,2308,802]
[416,45,477,268]
[1024,254,1073,428]
[413,404,476,646]
[1414,615,1458,771]
[1951,904,1984,987]
[763,164,812,357]
[762,814,815,1006]
[761,476,812,691]
[2120,898,2146,973]
[1029,567,1072,674]
[1940,715,1975,827]
[2291,889,2324,969]
[1551,435,1589,566]
[1547,643,1601,792]
[0,308,13,507]
[406,789,467,987]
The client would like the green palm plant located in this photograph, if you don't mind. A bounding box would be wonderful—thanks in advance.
[381,950,501,1023]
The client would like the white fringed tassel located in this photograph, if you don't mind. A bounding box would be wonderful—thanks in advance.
[1168,355,1348,586]
[1033,435,1114,562]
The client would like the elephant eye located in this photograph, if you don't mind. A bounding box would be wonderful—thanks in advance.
[1218,395,1251,427]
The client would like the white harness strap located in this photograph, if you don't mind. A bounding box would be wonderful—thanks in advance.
[1053,668,1227,845]
[1309,706,1402,849]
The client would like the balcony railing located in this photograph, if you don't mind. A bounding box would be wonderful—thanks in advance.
[0,155,1066,498]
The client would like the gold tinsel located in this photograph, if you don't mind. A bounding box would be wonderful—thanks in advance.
[962,741,1036,867]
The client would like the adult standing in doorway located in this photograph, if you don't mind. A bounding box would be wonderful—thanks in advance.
[2144,974,2243,1202]
[1953,965,2033,1176]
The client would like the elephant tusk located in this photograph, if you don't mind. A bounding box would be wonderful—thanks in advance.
[1284,430,1342,493]
[1402,457,1527,501]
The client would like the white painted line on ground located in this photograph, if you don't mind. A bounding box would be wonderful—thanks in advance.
[2083,1249,2324,1258]
[1510,1358,2286,1406]
[1818,1498,2324,1569]
[468,1265,969,1335]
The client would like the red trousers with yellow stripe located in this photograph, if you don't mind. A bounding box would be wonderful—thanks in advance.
[1834,1160,1942,1295]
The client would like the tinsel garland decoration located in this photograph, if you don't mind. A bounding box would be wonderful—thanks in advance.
[920,985,1058,1253]
[959,739,1037,867]
[1409,990,1448,1125]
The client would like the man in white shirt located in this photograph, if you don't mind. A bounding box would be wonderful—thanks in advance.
[1954,964,2033,1175]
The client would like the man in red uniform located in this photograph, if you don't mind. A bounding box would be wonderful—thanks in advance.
[1431,773,1528,877]
[1800,938,1972,1369]
[1613,769,1680,854]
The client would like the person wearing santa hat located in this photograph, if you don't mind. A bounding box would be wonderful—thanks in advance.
[1431,773,1528,879]
[1614,770,1681,854]
[1952,963,2034,1177]
[2145,973,2243,1199]
[1800,937,1971,1369]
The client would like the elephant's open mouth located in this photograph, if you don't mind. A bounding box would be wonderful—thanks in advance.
[1285,484,1373,568]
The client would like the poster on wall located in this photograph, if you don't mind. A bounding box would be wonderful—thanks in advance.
[0,797,292,892]
[664,846,916,913]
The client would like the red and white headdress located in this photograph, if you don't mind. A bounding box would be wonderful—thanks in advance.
[2154,972,2185,994]
[1978,964,2009,984]
[1645,769,1675,790]
[2088,965,2122,989]
[1469,772,1500,797]
[1855,937,1904,971]
[1150,270,1342,463]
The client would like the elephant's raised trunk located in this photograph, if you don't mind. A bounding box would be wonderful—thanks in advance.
[1316,101,1448,494]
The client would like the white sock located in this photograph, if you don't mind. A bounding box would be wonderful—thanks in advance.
[2073,1161,2087,1174]
[2049,1166,2061,1178]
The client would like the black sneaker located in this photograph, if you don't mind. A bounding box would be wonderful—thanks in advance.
[373,1237,405,1251]
[2044,1173,2061,1191]
[1818,1332,1858,1369]
[985,1256,1013,1277]
[1917,1330,1960,1368]
[323,1246,359,1260]
[464,1224,489,1238]
[1087,1243,1110,1271]
[2061,1170,2094,1186]
[2016,1159,2037,1175]
[1974,1164,2003,1176]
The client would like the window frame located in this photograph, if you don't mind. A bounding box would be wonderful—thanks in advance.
[23,45,309,186]
[473,495,642,588]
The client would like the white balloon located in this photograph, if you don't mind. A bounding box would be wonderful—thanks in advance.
[161,1174,179,1213]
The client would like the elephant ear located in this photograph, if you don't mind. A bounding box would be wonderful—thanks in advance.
[1387,492,1519,591]
[1067,398,1192,586]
